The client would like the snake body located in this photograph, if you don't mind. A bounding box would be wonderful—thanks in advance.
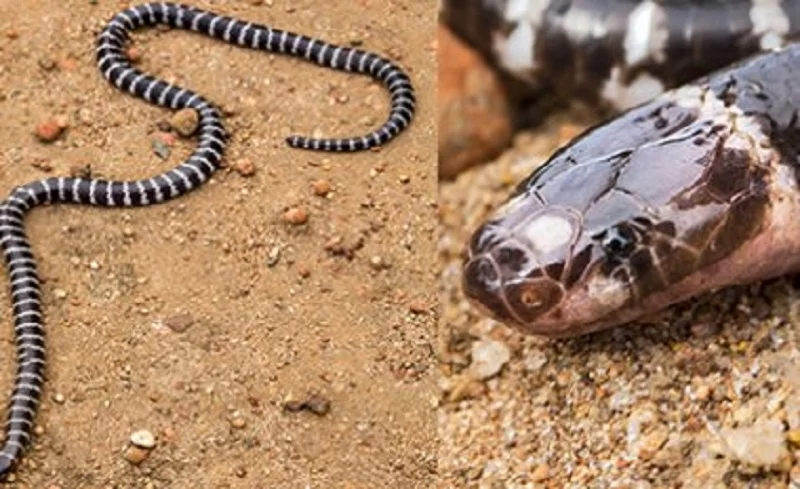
[455,1,800,337]
[442,0,800,112]
[0,2,414,476]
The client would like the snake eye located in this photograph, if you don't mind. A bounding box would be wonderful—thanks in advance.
[596,224,636,258]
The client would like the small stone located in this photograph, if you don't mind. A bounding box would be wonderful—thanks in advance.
[152,138,171,160]
[69,163,92,179]
[283,206,308,225]
[164,314,194,333]
[153,131,176,146]
[398,174,410,184]
[230,417,246,429]
[130,429,156,449]
[787,429,800,447]
[38,58,56,71]
[694,384,712,402]
[234,466,247,478]
[531,464,549,482]
[712,419,791,472]
[53,289,67,300]
[283,392,331,416]
[30,160,53,172]
[369,255,385,270]
[311,179,331,196]
[122,226,135,238]
[168,108,199,137]
[266,246,281,267]
[636,426,670,460]
[123,445,150,465]
[126,47,142,63]
[305,395,331,415]
[469,339,510,380]
[408,300,427,314]
[53,393,65,404]
[438,25,511,179]
[233,158,256,177]
[34,120,65,143]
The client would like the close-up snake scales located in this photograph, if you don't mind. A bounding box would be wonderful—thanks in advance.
[0,2,414,476]
[442,1,800,336]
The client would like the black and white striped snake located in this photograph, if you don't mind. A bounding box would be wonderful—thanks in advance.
[0,2,414,476]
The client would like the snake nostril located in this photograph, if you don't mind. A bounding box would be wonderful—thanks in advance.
[464,256,500,292]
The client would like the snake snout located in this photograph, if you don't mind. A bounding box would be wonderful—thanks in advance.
[463,255,516,323]
[463,247,564,328]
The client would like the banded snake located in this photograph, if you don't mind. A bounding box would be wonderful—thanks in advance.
[0,2,414,476]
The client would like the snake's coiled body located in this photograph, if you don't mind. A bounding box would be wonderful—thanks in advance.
[455,1,800,337]
[0,2,414,476]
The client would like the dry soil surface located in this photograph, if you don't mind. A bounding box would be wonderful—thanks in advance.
[0,1,437,488]
[439,112,800,488]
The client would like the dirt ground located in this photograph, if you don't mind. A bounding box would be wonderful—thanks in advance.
[0,1,436,487]
[439,111,800,487]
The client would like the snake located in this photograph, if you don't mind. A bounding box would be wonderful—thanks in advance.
[0,2,414,477]
[446,0,800,338]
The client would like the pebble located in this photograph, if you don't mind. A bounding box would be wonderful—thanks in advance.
[70,163,92,179]
[297,264,311,278]
[233,158,256,177]
[38,58,56,71]
[711,420,791,472]
[126,47,142,63]
[437,25,511,179]
[266,246,281,267]
[530,464,550,482]
[469,339,510,380]
[123,445,150,465]
[788,429,800,446]
[168,108,199,137]
[369,255,387,270]
[152,138,171,160]
[408,300,428,314]
[311,179,331,196]
[283,206,308,225]
[130,429,156,449]
[164,314,194,333]
[230,417,247,429]
[34,119,66,143]
[283,393,331,416]
[53,289,67,299]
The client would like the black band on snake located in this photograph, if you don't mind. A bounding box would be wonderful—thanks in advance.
[0,2,415,476]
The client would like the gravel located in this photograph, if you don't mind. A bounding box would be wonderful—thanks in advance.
[438,114,800,488]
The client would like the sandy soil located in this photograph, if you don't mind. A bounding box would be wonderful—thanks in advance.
[0,1,436,487]
[439,111,800,488]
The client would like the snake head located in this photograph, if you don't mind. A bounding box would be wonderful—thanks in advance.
[463,194,637,338]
